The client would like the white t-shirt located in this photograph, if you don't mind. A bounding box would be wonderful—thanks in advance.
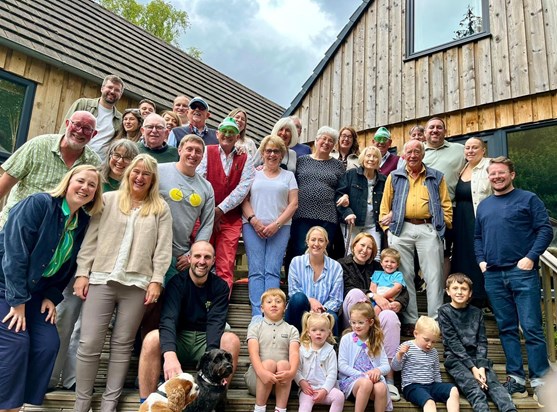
[88,105,115,159]
[244,169,298,225]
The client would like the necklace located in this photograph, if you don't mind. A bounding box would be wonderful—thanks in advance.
[352,332,367,349]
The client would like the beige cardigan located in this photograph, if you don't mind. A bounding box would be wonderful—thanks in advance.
[76,191,173,285]
[461,156,492,215]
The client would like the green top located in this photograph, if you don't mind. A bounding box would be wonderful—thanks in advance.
[137,141,179,164]
[103,176,121,192]
[43,198,79,277]
[0,134,101,227]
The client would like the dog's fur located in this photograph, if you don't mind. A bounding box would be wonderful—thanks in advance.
[184,349,233,412]
[139,372,198,412]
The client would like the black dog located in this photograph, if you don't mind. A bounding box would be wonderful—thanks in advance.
[184,349,233,412]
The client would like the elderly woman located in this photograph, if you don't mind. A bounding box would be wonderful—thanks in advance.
[336,145,386,257]
[73,154,173,412]
[242,135,298,321]
[271,117,299,172]
[101,139,140,192]
[115,108,143,142]
[229,108,259,161]
[0,165,102,411]
[287,126,344,261]
[285,226,344,336]
[452,137,491,308]
[338,233,408,402]
[331,126,360,170]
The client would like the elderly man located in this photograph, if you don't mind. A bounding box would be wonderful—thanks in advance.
[137,113,178,163]
[168,97,218,147]
[197,117,255,291]
[60,74,124,159]
[0,110,100,227]
[137,241,240,403]
[373,126,400,176]
[380,140,452,332]
[475,157,553,406]
[289,115,312,157]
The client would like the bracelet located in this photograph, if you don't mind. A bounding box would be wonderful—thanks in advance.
[275,221,282,229]
[247,215,255,222]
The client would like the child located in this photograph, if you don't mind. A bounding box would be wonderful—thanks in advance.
[391,316,460,412]
[295,312,345,412]
[338,302,392,412]
[245,288,300,412]
[438,273,517,412]
[370,248,406,316]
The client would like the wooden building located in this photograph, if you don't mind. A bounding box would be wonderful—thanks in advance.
[284,0,557,216]
[0,0,284,160]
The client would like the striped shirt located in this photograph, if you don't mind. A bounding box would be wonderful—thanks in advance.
[288,254,344,312]
[391,340,442,389]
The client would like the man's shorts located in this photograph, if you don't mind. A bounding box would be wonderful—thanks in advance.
[402,382,455,407]
[176,330,207,366]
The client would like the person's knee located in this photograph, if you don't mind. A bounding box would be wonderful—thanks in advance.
[141,330,161,357]
[261,359,278,372]
[276,360,291,372]
[449,387,460,399]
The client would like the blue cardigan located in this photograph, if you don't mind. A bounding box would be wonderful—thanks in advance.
[0,193,91,307]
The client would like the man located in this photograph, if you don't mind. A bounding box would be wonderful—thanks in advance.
[137,241,240,402]
[474,157,552,406]
[158,134,214,275]
[0,110,100,227]
[138,98,156,119]
[168,97,218,147]
[137,113,178,163]
[372,126,400,176]
[197,117,255,291]
[60,74,124,159]
[173,95,190,126]
[289,115,312,156]
[379,140,452,331]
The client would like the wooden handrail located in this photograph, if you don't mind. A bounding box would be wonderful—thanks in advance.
[540,250,557,362]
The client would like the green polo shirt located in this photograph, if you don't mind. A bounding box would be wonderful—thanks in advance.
[43,198,79,277]
[0,134,101,227]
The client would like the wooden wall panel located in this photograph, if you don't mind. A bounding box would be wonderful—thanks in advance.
[459,44,476,109]
[364,4,377,129]
[309,83,321,136]
[430,52,444,114]
[352,22,366,129]
[0,45,8,67]
[507,0,530,97]
[444,48,460,112]
[375,0,389,125]
[489,0,512,100]
[341,34,354,127]
[525,0,550,92]
[475,39,493,105]
[319,65,332,130]
[330,52,343,132]
[388,0,403,124]
[541,0,557,88]
[415,57,429,118]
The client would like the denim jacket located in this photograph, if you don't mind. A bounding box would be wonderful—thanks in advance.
[336,167,386,230]
[0,193,91,307]
[389,166,446,238]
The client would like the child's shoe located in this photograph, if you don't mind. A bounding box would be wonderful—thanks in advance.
[503,376,527,398]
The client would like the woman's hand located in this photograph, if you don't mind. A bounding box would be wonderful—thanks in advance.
[73,276,90,300]
[261,222,279,238]
[145,282,162,305]
[336,194,349,207]
[308,297,325,313]
[2,303,26,332]
[41,298,56,324]
[344,214,356,226]
[250,217,266,238]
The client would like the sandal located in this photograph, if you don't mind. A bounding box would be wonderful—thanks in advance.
[388,384,401,402]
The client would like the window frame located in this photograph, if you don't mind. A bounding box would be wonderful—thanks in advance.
[405,0,491,60]
[0,69,36,162]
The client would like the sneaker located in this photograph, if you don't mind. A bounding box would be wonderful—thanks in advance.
[503,376,528,399]
[533,385,545,408]
[388,383,401,402]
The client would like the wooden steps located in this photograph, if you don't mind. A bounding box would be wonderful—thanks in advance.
[25,282,544,411]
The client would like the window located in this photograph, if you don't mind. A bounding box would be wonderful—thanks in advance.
[0,69,36,161]
[406,0,489,58]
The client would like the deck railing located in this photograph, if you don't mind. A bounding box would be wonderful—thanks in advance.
[540,249,557,362]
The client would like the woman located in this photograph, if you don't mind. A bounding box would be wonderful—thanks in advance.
[288,126,344,260]
[73,154,173,412]
[229,108,259,161]
[271,117,299,172]
[101,140,140,192]
[242,135,298,321]
[331,126,360,170]
[161,110,181,131]
[285,226,344,336]
[0,165,102,411]
[114,108,143,142]
[452,137,491,308]
[338,233,409,402]
[336,145,386,257]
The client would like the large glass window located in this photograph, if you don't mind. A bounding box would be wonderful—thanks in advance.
[407,0,489,57]
[0,69,36,161]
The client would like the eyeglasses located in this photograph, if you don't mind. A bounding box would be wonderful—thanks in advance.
[111,153,133,163]
[143,125,165,131]
[190,104,207,111]
[349,320,369,326]
[69,120,95,136]
[264,149,281,155]
[124,108,141,116]
[219,129,237,136]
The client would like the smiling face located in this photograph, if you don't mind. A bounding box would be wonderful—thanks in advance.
[142,114,169,149]
[372,138,391,156]
[352,236,376,264]
[262,142,283,168]
[217,128,239,154]
[178,140,205,175]
[380,255,399,274]
[315,134,335,156]
[425,119,446,148]
[189,241,215,281]
[338,129,354,152]
[464,138,485,165]
[306,228,328,257]
[65,170,99,210]
[100,80,123,106]
[261,294,286,322]
[349,310,372,340]
[163,113,179,130]
[446,281,472,308]
[139,102,155,119]
[488,162,515,195]
[404,140,425,171]
[232,111,247,133]
[188,105,210,128]
[173,96,190,121]
[128,160,153,200]
[109,147,133,180]
[362,147,380,171]
[64,112,97,150]
[277,127,292,146]
[123,112,140,133]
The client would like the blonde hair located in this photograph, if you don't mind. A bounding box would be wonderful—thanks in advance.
[357,145,381,168]
[350,233,377,264]
[50,165,103,215]
[380,247,401,265]
[228,108,248,140]
[348,301,384,357]
[305,226,329,255]
[300,312,336,348]
[258,135,287,157]
[260,288,286,305]
[415,316,440,338]
[118,154,166,216]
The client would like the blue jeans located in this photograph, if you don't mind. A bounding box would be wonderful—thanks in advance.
[243,223,290,317]
[284,292,339,337]
[485,266,550,382]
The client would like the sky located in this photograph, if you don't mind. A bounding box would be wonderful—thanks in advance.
[174,0,363,108]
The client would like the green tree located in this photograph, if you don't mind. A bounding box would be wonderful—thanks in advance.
[98,0,201,59]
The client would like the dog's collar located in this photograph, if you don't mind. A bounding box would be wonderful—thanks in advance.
[156,389,168,398]
[198,371,227,387]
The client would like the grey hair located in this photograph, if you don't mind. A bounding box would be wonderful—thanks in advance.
[403,139,425,154]
[315,126,339,146]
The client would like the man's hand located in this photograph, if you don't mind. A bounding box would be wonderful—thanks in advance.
[517,257,534,271]
[176,253,191,272]
[479,261,487,273]
[258,369,278,385]
[163,352,183,381]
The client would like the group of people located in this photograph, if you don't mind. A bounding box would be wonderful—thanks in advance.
[0,72,553,412]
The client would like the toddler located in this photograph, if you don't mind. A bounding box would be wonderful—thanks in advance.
[370,248,406,316]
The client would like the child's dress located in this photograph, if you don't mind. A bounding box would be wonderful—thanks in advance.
[338,332,393,411]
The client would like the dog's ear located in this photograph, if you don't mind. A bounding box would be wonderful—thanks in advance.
[166,379,189,412]
[196,351,209,370]
[224,351,232,363]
